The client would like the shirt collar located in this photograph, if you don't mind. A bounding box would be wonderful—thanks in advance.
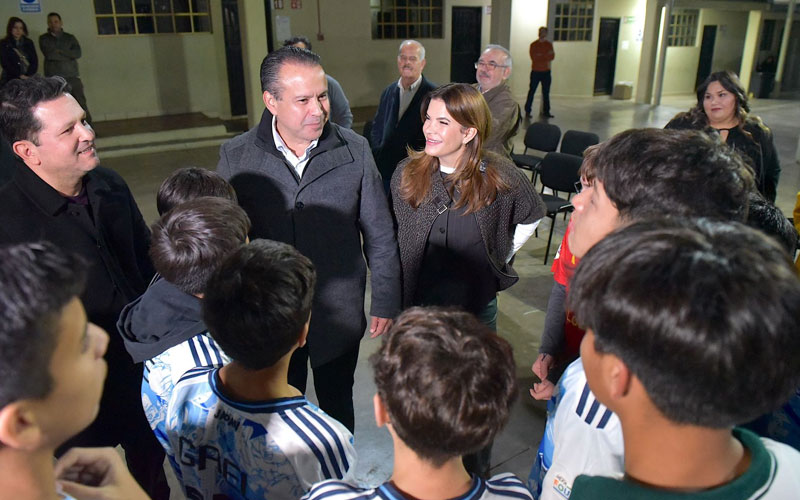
[397,75,423,92]
[271,115,318,159]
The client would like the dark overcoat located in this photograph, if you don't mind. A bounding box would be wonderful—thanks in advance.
[217,112,401,366]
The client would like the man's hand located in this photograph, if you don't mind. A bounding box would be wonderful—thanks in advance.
[530,353,555,400]
[530,379,556,400]
[369,316,393,338]
[55,447,150,500]
[532,353,553,381]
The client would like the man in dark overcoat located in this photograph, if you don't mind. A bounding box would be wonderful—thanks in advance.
[217,47,401,432]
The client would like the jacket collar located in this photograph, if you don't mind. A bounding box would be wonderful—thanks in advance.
[13,159,109,216]
[254,108,345,158]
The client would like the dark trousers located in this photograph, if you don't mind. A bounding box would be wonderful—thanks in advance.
[524,70,552,115]
[65,76,92,124]
[287,343,360,432]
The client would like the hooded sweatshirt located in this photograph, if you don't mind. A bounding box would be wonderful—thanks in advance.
[117,277,229,450]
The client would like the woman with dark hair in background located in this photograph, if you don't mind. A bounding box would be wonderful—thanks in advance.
[1,17,38,85]
[665,70,780,201]
[391,83,544,331]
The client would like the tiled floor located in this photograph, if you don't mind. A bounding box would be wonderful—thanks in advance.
[100,93,799,494]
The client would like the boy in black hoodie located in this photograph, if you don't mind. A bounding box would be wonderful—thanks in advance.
[117,197,250,465]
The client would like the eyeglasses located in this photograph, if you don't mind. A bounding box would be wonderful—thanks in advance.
[474,61,508,70]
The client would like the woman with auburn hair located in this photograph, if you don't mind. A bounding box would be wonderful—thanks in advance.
[665,70,780,201]
[391,83,544,331]
[0,17,37,86]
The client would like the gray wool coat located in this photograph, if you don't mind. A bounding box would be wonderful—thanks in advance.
[217,111,401,366]
[390,152,545,308]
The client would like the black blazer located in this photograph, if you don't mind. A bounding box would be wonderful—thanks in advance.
[370,75,437,186]
[0,162,154,333]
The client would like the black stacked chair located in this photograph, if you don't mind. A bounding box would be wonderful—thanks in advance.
[539,152,583,264]
[560,130,600,157]
[511,122,561,185]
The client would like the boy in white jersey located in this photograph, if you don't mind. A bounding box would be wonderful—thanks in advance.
[165,239,355,499]
[118,196,250,468]
[304,307,532,500]
[567,219,800,499]
[0,242,148,499]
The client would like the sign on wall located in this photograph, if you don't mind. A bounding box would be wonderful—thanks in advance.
[20,0,41,13]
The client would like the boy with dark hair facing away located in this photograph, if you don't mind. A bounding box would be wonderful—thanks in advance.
[568,219,800,499]
[0,241,148,500]
[156,166,237,216]
[165,239,355,499]
[117,197,250,470]
[304,307,531,500]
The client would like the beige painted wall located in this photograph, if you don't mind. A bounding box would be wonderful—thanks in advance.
[0,1,230,121]
[267,0,491,108]
[662,8,749,95]
[508,0,647,100]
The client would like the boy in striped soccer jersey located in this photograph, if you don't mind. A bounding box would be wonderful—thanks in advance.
[304,307,531,500]
[166,239,356,499]
[117,195,250,468]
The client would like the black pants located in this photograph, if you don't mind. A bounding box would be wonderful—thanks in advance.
[524,70,552,115]
[287,343,360,432]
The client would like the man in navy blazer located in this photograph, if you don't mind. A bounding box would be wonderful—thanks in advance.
[370,40,436,192]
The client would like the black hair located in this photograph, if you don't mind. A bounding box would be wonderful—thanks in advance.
[156,167,238,215]
[202,239,316,370]
[0,242,87,409]
[745,191,798,255]
[284,35,312,51]
[47,13,62,21]
[581,128,753,223]
[371,307,517,466]
[569,219,800,427]
[4,17,28,40]
[260,46,321,96]
[0,75,70,144]
[149,197,250,295]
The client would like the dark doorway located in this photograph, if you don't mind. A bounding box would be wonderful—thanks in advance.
[695,25,717,90]
[593,18,620,95]
[450,7,481,83]
[222,0,247,116]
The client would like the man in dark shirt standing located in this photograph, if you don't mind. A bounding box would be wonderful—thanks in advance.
[0,76,167,499]
[39,13,91,123]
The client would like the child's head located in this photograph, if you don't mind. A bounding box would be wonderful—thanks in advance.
[156,167,238,215]
[0,242,108,450]
[569,128,753,258]
[202,239,316,370]
[149,197,250,296]
[371,307,517,466]
[570,218,800,428]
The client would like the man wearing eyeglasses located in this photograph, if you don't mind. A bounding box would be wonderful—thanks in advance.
[474,45,520,159]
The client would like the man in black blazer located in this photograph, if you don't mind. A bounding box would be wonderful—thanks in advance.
[0,76,168,499]
[371,40,436,192]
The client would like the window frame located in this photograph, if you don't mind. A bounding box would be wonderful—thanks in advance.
[94,0,212,36]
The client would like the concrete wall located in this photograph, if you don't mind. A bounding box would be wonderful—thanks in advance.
[0,1,230,121]
[661,8,749,95]
[267,0,491,108]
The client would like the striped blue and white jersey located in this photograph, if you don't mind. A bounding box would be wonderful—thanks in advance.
[303,473,533,500]
[141,333,229,459]
[165,366,355,500]
[529,359,623,500]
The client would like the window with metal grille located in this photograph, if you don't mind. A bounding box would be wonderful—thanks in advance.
[552,0,594,42]
[668,9,698,47]
[370,0,443,40]
[94,0,211,36]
